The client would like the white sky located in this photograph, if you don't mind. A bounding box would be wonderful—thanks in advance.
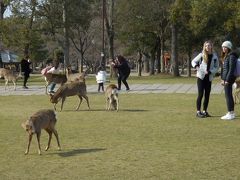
[3,7,12,18]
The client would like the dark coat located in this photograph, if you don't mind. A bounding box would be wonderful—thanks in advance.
[21,59,32,75]
[114,60,130,76]
[221,52,238,84]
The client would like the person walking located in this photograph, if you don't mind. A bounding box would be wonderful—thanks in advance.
[112,55,131,91]
[21,55,32,89]
[191,40,219,118]
[96,66,107,92]
[220,41,238,120]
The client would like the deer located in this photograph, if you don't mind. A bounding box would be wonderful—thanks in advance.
[105,84,119,111]
[44,73,67,94]
[21,109,61,155]
[0,68,21,90]
[49,81,90,111]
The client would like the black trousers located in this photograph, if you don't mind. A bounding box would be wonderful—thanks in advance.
[196,77,212,111]
[98,83,104,92]
[23,73,30,87]
[224,83,234,112]
[118,73,130,90]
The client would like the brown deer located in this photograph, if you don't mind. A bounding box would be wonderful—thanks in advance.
[50,81,90,111]
[21,109,61,155]
[0,68,20,90]
[105,84,119,111]
[44,73,67,94]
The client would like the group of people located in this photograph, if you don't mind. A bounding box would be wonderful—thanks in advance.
[192,40,238,120]
[22,45,238,121]
[96,55,131,92]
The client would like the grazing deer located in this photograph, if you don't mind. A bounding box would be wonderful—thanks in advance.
[66,67,88,82]
[105,84,119,111]
[21,109,61,155]
[50,81,90,111]
[0,68,20,90]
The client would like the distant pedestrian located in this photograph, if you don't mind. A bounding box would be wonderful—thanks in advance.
[111,55,130,91]
[191,40,219,118]
[21,55,32,89]
[96,66,107,92]
[220,41,238,120]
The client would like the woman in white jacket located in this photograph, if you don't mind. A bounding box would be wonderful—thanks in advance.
[191,40,219,118]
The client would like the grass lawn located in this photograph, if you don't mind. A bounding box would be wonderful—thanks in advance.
[0,93,240,179]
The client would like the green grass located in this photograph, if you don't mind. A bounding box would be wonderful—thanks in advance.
[0,93,240,179]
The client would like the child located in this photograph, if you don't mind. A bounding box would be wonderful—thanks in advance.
[96,67,107,92]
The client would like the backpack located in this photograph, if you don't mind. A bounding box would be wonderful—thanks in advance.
[234,58,240,77]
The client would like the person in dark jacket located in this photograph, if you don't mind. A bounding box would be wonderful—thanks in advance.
[112,55,131,91]
[21,55,32,89]
[221,41,238,120]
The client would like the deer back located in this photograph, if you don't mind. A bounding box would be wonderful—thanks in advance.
[45,73,67,84]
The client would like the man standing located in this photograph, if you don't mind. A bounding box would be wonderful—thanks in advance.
[21,55,32,89]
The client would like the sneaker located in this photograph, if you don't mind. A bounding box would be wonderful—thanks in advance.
[202,111,211,117]
[196,112,206,118]
[221,112,235,120]
[48,90,55,94]
[23,86,28,89]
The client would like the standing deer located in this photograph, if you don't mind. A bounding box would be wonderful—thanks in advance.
[21,109,61,155]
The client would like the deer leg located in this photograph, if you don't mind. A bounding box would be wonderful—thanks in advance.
[116,98,119,112]
[82,95,90,109]
[36,132,42,155]
[60,97,66,111]
[5,80,8,90]
[109,98,112,110]
[53,103,57,111]
[106,98,109,111]
[52,128,61,150]
[25,134,32,155]
[76,96,83,111]
[45,82,49,95]
[13,81,16,91]
[45,129,52,151]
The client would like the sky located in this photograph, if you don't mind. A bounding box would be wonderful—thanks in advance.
[3,7,12,18]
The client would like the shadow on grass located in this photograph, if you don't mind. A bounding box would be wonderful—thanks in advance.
[51,148,106,157]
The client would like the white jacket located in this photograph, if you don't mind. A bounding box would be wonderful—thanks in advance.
[191,52,219,81]
[96,71,107,83]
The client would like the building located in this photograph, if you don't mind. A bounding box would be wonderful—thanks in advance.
[0,49,20,70]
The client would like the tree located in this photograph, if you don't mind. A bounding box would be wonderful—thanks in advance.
[0,0,9,19]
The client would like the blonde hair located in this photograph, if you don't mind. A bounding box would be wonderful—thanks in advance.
[202,40,213,63]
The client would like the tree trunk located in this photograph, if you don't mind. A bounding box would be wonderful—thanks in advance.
[156,36,161,74]
[0,1,7,20]
[171,24,179,77]
[149,50,155,75]
[137,50,142,76]
[63,0,70,69]
[143,54,149,73]
[105,0,115,61]
[160,37,165,73]
[187,49,191,77]
[24,0,37,56]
